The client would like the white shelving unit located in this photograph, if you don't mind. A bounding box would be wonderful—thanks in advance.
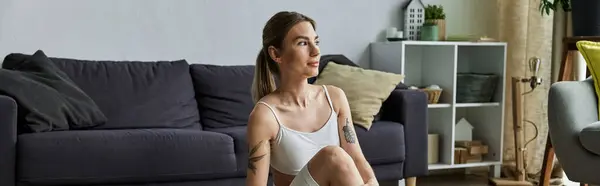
[369,41,506,177]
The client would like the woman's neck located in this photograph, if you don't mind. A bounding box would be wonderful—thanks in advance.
[276,75,312,108]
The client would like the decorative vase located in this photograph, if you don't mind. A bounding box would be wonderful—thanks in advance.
[433,19,446,40]
[571,0,600,36]
[420,25,439,41]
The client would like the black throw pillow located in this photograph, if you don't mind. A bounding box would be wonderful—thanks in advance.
[0,50,107,133]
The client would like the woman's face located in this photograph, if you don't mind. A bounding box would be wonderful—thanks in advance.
[269,21,321,79]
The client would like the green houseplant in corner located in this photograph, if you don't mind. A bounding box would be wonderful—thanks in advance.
[539,0,600,36]
[424,4,446,41]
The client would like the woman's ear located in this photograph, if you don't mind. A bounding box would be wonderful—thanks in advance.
[268,46,282,64]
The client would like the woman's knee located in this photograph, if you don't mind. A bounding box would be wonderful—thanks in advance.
[316,146,354,167]
[308,146,357,185]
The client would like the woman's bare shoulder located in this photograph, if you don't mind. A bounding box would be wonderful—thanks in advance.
[321,84,344,95]
[322,84,346,101]
[248,96,280,136]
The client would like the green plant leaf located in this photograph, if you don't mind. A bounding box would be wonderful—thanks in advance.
[424,4,445,20]
[539,0,571,16]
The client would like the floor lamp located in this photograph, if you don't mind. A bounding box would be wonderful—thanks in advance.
[490,57,543,186]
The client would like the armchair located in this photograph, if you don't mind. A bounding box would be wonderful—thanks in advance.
[548,77,600,184]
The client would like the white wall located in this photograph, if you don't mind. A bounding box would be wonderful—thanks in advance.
[0,0,497,66]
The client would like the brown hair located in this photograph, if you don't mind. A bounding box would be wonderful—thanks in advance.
[251,11,316,103]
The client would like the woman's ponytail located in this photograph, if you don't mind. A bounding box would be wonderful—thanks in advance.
[251,49,277,103]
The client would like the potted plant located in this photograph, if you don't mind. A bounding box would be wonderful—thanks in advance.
[420,20,439,41]
[539,0,600,36]
[424,4,446,40]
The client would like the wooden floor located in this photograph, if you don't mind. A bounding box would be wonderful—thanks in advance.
[417,174,491,186]
[386,172,581,186]
[380,174,492,186]
[377,168,590,186]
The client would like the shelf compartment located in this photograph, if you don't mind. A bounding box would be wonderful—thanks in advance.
[427,107,454,165]
[455,106,504,163]
[456,45,506,104]
[404,44,456,105]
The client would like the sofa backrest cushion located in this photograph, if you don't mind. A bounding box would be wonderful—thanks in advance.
[1,50,108,133]
[309,54,408,122]
[50,57,201,129]
[190,64,255,129]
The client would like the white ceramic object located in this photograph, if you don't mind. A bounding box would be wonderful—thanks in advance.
[386,27,398,38]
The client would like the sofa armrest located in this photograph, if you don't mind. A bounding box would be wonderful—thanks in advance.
[0,95,17,186]
[380,89,428,178]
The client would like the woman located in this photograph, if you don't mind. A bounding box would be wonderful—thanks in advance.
[246,11,379,186]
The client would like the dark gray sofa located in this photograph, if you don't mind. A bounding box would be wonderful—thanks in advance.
[0,53,428,186]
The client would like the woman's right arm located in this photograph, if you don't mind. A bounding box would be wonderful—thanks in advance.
[246,105,275,186]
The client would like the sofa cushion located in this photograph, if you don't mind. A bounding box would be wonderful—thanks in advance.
[314,62,404,130]
[190,64,255,129]
[579,121,600,155]
[207,126,248,176]
[17,129,236,185]
[0,50,107,133]
[356,120,405,165]
[310,57,407,123]
[50,58,200,129]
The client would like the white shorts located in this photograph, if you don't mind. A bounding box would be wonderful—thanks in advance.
[289,163,319,186]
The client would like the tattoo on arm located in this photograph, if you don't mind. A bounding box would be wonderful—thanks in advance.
[342,117,356,143]
[248,140,266,175]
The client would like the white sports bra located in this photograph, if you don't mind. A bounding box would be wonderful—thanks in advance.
[256,85,340,175]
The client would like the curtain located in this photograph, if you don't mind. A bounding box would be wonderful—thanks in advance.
[496,0,555,184]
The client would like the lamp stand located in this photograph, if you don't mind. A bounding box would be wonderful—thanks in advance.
[489,77,533,186]
[490,57,542,186]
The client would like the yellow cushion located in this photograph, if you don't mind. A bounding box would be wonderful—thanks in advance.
[313,62,404,130]
[577,41,600,118]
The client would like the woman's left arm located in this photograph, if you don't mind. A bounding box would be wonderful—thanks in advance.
[327,85,378,186]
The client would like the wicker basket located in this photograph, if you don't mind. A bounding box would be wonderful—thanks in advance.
[420,89,443,104]
[456,73,499,103]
